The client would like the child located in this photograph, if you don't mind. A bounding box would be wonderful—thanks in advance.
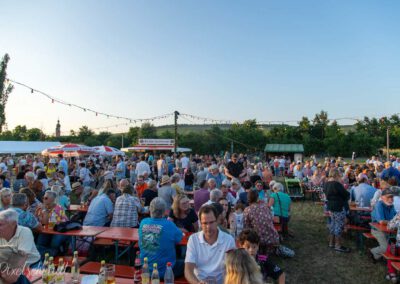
[238,229,286,284]
[229,203,245,238]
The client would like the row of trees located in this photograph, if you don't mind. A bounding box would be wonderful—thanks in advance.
[1,111,400,157]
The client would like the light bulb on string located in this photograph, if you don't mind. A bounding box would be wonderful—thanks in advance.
[51,99,54,103]
[31,89,34,94]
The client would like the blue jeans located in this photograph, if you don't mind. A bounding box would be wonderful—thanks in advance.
[184,185,193,191]
[37,233,71,258]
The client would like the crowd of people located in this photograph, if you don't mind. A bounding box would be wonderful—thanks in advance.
[0,152,291,284]
[1,151,400,283]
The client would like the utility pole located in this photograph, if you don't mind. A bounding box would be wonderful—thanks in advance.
[231,141,234,154]
[174,111,180,154]
[387,126,390,161]
[121,134,124,148]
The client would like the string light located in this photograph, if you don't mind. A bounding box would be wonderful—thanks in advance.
[7,78,174,123]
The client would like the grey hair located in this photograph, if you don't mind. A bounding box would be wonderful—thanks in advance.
[231,178,240,186]
[0,209,18,223]
[273,182,284,192]
[0,188,12,209]
[221,179,231,187]
[210,189,222,202]
[44,190,57,201]
[0,188,11,197]
[11,193,28,207]
[149,197,167,218]
[207,178,216,184]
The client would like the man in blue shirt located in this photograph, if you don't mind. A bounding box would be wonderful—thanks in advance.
[381,161,400,185]
[11,193,41,231]
[83,190,115,226]
[57,154,68,176]
[115,155,126,183]
[139,197,183,278]
[370,189,397,261]
[351,175,376,207]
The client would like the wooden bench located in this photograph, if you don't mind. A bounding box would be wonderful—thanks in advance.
[383,252,400,262]
[391,262,400,272]
[362,232,376,240]
[345,224,369,232]
[93,238,131,247]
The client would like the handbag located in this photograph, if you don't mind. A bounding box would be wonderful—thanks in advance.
[53,221,82,233]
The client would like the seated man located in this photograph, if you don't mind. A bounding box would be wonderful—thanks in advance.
[185,205,236,284]
[351,174,376,207]
[70,182,84,205]
[139,198,183,278]
[370,189,397,261]
[11,193,41,231]
[0,209,40,283]
[83,189,115,226]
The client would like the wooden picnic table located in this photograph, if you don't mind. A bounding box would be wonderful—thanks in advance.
[40,225,108,251]
[369,222,396,234]
[29,271,133,283]
[350,206,372,212]
[67,204,89,212]
[95,227,138,263]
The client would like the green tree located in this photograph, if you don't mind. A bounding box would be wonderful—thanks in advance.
[140,123,157,138]
[12,125,28,140]
[97,131,112,145]
[78,126,94,143]
[26,128,44,141]
[0,54,14,133]
[127,127,140,145]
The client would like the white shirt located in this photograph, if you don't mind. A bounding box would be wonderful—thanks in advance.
[135,161,151,176]
[0,162,7,173]
[0,226,40,266]
[181,156,190,169]
[185,229,236,284]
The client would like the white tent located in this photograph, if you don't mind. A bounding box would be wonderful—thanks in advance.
[0,141,62,154]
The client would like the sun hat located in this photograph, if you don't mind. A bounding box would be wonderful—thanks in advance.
[160,175,171,186]
[71,182,82,191]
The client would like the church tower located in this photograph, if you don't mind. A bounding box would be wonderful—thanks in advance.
[55,119,61,138]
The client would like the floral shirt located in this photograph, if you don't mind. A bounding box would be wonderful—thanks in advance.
[46,204,68,224]
[244,201,279,247]
[388,212,400,246]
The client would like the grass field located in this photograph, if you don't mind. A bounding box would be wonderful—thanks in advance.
[271,201,387,284]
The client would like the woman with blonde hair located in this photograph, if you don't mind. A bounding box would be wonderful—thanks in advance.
[224,249,263,284]
[168,194,198,232]
[0,188,12,211]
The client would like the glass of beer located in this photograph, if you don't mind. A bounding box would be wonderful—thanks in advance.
[105,264,116,284]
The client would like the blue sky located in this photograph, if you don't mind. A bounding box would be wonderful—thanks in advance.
[1,0,399,134]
